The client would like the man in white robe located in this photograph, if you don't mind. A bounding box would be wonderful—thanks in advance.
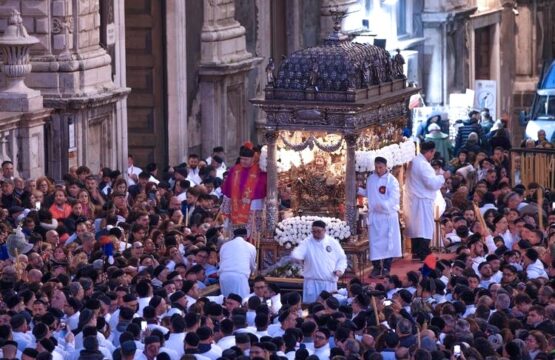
[218,228,257,299]
[405,141,449,260]
[366,156,401,278]
[291,220,347,304]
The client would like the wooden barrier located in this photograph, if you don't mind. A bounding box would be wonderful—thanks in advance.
[510,148,555,190]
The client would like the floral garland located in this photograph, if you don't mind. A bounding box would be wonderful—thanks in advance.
[274,216,351,248]
[259,139,415,173]
[355,139,416,172]
[280,134,344,153]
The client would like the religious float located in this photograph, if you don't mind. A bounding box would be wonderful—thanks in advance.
[250,15,420,280]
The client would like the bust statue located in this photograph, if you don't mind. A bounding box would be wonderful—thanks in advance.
[291,153,344,216]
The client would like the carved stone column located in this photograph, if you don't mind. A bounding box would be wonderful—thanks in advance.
[254,0,273,143]
[26,0,129,179]
[0,10,42,112]
[264,129,279,239]
[199,0,261,161]
[320,0,362,38]
[344,134,358,236]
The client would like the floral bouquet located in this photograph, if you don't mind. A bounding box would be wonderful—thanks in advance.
[274,215,351,248]
[262,256,304,278]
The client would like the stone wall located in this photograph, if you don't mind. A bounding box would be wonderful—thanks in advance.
[0,0,128,178]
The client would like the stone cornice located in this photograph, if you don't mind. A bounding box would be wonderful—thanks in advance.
[199,57,263,77]
[43,87,130,110]
[422,7,478,23]
[0,108,52,131]
[20,108,53,128]
[31,50,112,72]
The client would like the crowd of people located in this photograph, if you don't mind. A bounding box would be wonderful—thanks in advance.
[0,107,552,360]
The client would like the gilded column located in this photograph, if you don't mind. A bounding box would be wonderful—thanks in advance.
[264,129,279,239]
[345,134,358,236]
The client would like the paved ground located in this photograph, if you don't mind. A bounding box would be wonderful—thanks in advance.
[348,252,456,286]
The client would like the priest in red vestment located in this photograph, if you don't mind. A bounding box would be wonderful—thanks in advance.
[221,143,267,238]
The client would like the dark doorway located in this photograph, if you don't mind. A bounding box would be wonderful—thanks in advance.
[125,0,167,167]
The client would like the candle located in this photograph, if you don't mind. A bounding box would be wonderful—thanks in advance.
[434,205,439,220]
[416,140,420,155]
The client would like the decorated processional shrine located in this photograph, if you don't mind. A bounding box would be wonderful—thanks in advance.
[251,15,419,278]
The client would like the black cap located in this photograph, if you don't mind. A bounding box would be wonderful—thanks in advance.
[420,141,436,152]
[374,156,387,165]
[22,348,38,358]
[175,167,188,177]
[227,293,242,304]
[170,291,185,303]
[39,338,55,352]
[9,313,26,329]
[32,323,48,340]
[235,333,250,344]
[121,340,137,355]
[239,144,255,158]
[312,220,326,229]
[144,335,160,346]
[233,228,248,237]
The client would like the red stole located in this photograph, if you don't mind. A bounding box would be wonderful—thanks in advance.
[230,164,260,225]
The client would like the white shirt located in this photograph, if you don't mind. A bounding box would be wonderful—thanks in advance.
[13,331,33,351]
[218,237,257,276]
[66,311,80,331]
[527,259,548,279]
[480,203,497,215]
[472,256,487,274]
[313,344,331,360]
[187,168,202,186]
[291,234,347,282]
[267,324,286,337]
[216,335,236,351]
[127,165,142,186]
[138,296,152,316]
[166,332,186,358]
[405,154,445,239]
[463,304,476,318]
[160,346,180,360]
[199,343,223,360]
[406,154,445,200]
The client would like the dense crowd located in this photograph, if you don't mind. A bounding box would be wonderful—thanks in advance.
[0,108,552,360]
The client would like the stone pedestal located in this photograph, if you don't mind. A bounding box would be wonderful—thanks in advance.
[0,9,50,178]
[199,0,261,161]
[18,109,51,178]
[0,9,43,112]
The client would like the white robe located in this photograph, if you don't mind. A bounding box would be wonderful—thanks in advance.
[366,171,401,260]
[218,236,257,299]
[291,234,347,303]
[404,154,445,240]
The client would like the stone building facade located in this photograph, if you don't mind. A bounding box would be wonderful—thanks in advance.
[0,0,553,178]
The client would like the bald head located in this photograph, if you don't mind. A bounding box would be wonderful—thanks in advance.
[28,269,43,283]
